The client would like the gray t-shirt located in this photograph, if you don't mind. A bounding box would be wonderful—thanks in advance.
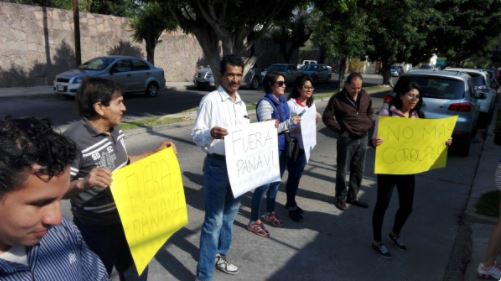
[64,119,129,225]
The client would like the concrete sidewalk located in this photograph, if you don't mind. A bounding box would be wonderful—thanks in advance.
[463,106,501,280]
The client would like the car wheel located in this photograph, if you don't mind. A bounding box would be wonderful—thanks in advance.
[251,77,259,89]
[145,82,159,97]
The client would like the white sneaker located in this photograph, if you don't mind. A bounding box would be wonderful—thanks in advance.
[215,254,239,275]
[477,263,501,280]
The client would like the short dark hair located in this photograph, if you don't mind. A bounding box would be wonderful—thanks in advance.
[263,72,285,94]
[392,82,425,118]
[0,117,76,198]
[220,54,244,75]
[345,72,363,84]
[288,75,315,107]
[76,77,123,119]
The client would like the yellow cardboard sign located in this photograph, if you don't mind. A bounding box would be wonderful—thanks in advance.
[375,116,457,175]
[110,147,188,275]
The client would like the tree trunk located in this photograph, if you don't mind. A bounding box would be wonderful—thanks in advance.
[381,61,391,85]
[145,40,156,65]
[72,0,81,66]
[191,28,223,84]
[337,57,348,91]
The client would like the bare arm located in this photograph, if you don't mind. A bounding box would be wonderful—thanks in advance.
[64,167,112,199]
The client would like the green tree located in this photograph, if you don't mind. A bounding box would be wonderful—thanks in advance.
[362,0,439,84]
[130,2,177,64]
[10,0,140,17]
[271,6,316,64]
[313,0,368,89]
[431,0,501,66]
[155,0,304,82]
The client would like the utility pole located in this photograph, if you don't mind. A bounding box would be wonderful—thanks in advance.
[72,0,81,66]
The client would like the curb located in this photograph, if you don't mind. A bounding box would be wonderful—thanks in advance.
[119,85,393,135]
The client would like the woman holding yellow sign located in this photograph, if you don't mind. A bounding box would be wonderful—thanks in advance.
[371,82,452,258]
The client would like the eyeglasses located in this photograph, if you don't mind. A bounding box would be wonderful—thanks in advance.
[406,94,420,100]
[275,81,286,87]
[302,86,314,91]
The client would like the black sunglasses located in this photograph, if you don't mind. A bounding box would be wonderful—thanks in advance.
[275,81,286,87]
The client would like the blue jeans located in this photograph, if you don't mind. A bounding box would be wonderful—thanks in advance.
[285,149,307,208]
[197,156,241,281]
[250,150,287,221]
[74,219,148,281]
[336,134,368,201]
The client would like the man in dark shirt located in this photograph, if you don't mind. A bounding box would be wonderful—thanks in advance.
[322,72,374,210]
[64,77,175,281]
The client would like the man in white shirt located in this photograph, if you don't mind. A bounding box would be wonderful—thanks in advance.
[192,55,249,281]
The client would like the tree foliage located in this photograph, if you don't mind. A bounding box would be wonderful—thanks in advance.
[312,0,368,88]
[271,6,316,64]
[362,0,439,84]
[130,2,177,64]
[155,0,304,81]
[431,0,501,66]
[10,0,140,17]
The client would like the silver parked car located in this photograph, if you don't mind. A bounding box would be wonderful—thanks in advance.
[445,68,497,127]
[54,56,166,97]
[392,70,483,156]
[300,64,332,83]
[193,66,262,89]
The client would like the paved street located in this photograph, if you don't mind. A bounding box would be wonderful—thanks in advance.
[2,80,494,280]
[56,96,485,281]
[0,74,391,127]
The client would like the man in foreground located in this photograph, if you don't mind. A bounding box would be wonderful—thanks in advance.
[192,55,249,281]
[0,117,109,280]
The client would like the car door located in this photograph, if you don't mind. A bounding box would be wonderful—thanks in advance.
[131,59,152,91]
[108,59,133,91]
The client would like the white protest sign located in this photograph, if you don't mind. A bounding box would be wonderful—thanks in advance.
[224,120,280,198]
[300,107,317,163]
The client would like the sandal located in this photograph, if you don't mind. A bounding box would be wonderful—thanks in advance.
[262,212,283,227]
[247,221,270,238]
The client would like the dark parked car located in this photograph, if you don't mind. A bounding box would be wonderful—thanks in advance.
[390,65,404,77]
[53,56,166,97]
[300,64,332,83]
[260,64,302,84]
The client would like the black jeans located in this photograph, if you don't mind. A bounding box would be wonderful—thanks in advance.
[74,218,148,281]
[285,149,306,208]
[335,135,368,201]
[372,174,415,242]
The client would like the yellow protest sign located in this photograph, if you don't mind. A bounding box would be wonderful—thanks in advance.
[375,116,457,175]
[110,147,188,275]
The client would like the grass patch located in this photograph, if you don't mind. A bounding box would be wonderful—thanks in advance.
[475,190,500,217]
[120,116,185,131]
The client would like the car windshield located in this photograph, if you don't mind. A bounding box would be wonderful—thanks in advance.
[302,65,318,71]
[467,73,486,86]
[79,58,115,70]
[395,76,465,99]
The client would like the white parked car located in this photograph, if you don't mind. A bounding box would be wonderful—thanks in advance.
[445,68,497,127]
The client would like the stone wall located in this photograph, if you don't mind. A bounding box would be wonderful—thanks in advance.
[0,2,204,87]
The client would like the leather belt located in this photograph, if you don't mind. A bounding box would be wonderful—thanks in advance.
[207,153,226,161]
